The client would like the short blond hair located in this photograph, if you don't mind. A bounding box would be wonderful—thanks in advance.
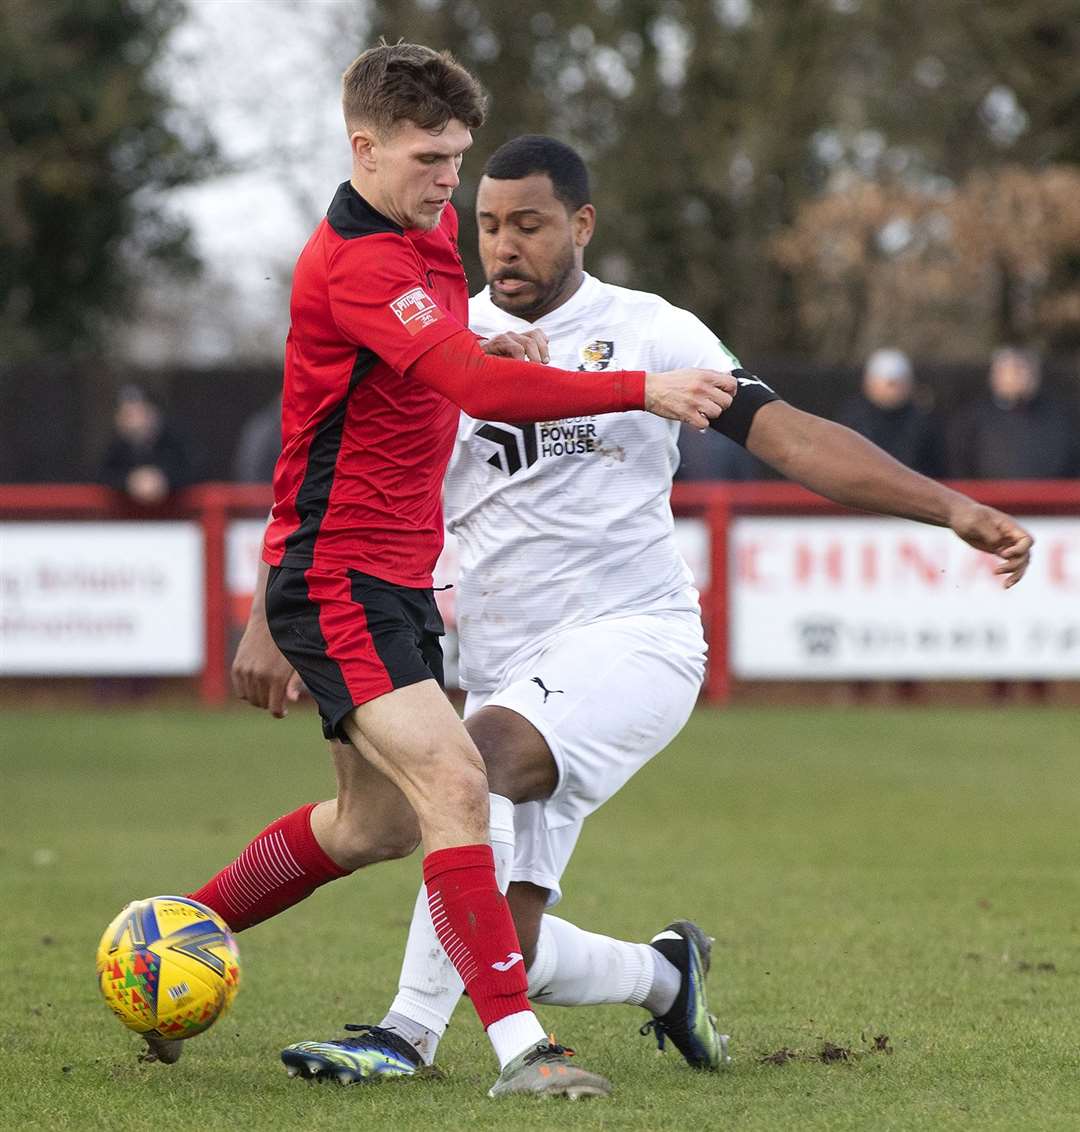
[342,42,487,135]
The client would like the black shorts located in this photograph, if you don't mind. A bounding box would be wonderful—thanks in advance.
[265,565,444,741]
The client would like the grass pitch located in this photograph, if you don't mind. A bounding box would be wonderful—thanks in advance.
[2,704,1078,1130]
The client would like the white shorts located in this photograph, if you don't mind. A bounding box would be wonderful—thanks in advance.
[463,609,705,904]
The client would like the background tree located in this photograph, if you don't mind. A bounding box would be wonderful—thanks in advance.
[361,2,1076,362]
[0,0,217,359]
[770,1,1080,358]
[364,0,847,356]
[773,166,1080,359]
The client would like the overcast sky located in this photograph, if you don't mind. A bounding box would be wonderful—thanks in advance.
[132,1,370,363]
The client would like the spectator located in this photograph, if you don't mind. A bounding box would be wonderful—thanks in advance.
[837,348,945,476]
[98,385,195,504]
[232,395,282,483]
[949,348,1080,479]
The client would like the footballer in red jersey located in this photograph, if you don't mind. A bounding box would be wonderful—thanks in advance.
[160,44,736,1098]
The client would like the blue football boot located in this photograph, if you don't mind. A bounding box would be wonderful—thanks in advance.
[640,920,731,1070]
[281,1023,424,1085]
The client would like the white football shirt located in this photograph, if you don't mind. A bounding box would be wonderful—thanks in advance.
[446,272,738,689]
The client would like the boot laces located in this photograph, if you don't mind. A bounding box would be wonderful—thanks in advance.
[639,1017,669,1051]
[523,1034,576,1064]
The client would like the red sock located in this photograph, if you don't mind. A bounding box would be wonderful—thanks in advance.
[422,844,532,1029]
[189,803,349,932]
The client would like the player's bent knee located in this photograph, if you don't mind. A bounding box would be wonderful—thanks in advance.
[407,760,489,844]
[424,759,489,820]
[482,745,557,804]
[413,741,488,800]
[320,789,422,870]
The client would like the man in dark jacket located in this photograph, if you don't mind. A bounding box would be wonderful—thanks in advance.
[949,348,1080,479]
[98,385,196,503]
[837,348,945,477]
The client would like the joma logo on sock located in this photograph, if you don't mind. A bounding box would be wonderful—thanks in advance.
[491,951,524,972]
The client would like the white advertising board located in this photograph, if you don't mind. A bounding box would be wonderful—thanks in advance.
[0,522,204,675]
[227,518,268,599]
[731,516,1080,678]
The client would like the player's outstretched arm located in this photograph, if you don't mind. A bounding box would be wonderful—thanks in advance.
[746,401,1034,587]
[408,329,734,426]
[232,556,305,716]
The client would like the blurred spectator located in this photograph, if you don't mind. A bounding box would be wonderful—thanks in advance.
[232,396,282,483]
[98,385,196,504]
[837,349,945,476]
[949,348,1080,479]
[676,426,768,481]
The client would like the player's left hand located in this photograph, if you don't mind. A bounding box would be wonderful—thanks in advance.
[948,501,1034,588]
[480,329,550,364]
[232,611,306,717]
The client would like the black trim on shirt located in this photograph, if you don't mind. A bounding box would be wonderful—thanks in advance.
[281,348,377,566]
[327,182,403,240]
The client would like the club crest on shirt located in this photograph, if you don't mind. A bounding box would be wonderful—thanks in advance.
[577,339,615,371]
[390,287,443,336]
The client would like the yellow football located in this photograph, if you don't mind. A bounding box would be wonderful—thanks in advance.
[97,896,240,1040]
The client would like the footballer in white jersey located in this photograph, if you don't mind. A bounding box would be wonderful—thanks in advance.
[445,274,751,849]
[449,272,736,692]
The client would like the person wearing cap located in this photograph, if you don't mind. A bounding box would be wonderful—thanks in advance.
[837,348,945,477]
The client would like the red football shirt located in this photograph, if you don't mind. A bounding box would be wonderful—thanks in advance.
[264,183,468,585]
[264,181,647,587]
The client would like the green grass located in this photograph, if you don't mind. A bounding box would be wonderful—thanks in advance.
[2,706,1078,1130]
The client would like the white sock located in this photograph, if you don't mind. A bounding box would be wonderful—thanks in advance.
[526,915,678,1012]
[487,792,516,891]
[487,1010,548,1070]
[382,794,516,1062]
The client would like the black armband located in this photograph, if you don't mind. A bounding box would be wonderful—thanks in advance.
[709,368,781,446]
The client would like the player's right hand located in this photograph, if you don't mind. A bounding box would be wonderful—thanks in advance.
[644,369,737,427]
[480,328,550,363]
[231,611,305,718]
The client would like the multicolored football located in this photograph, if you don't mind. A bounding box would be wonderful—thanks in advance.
[97,896,240,1040]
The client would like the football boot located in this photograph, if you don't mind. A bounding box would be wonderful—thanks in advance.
[488,1039,611,1099]
[639,920,731,1070]
[281,1023,423,1085]
[139,1033,184,1064]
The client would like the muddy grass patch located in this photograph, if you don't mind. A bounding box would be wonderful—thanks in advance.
[759,1034,893,1066]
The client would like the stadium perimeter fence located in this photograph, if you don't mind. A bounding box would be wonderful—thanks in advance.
[1,482,1077,702]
